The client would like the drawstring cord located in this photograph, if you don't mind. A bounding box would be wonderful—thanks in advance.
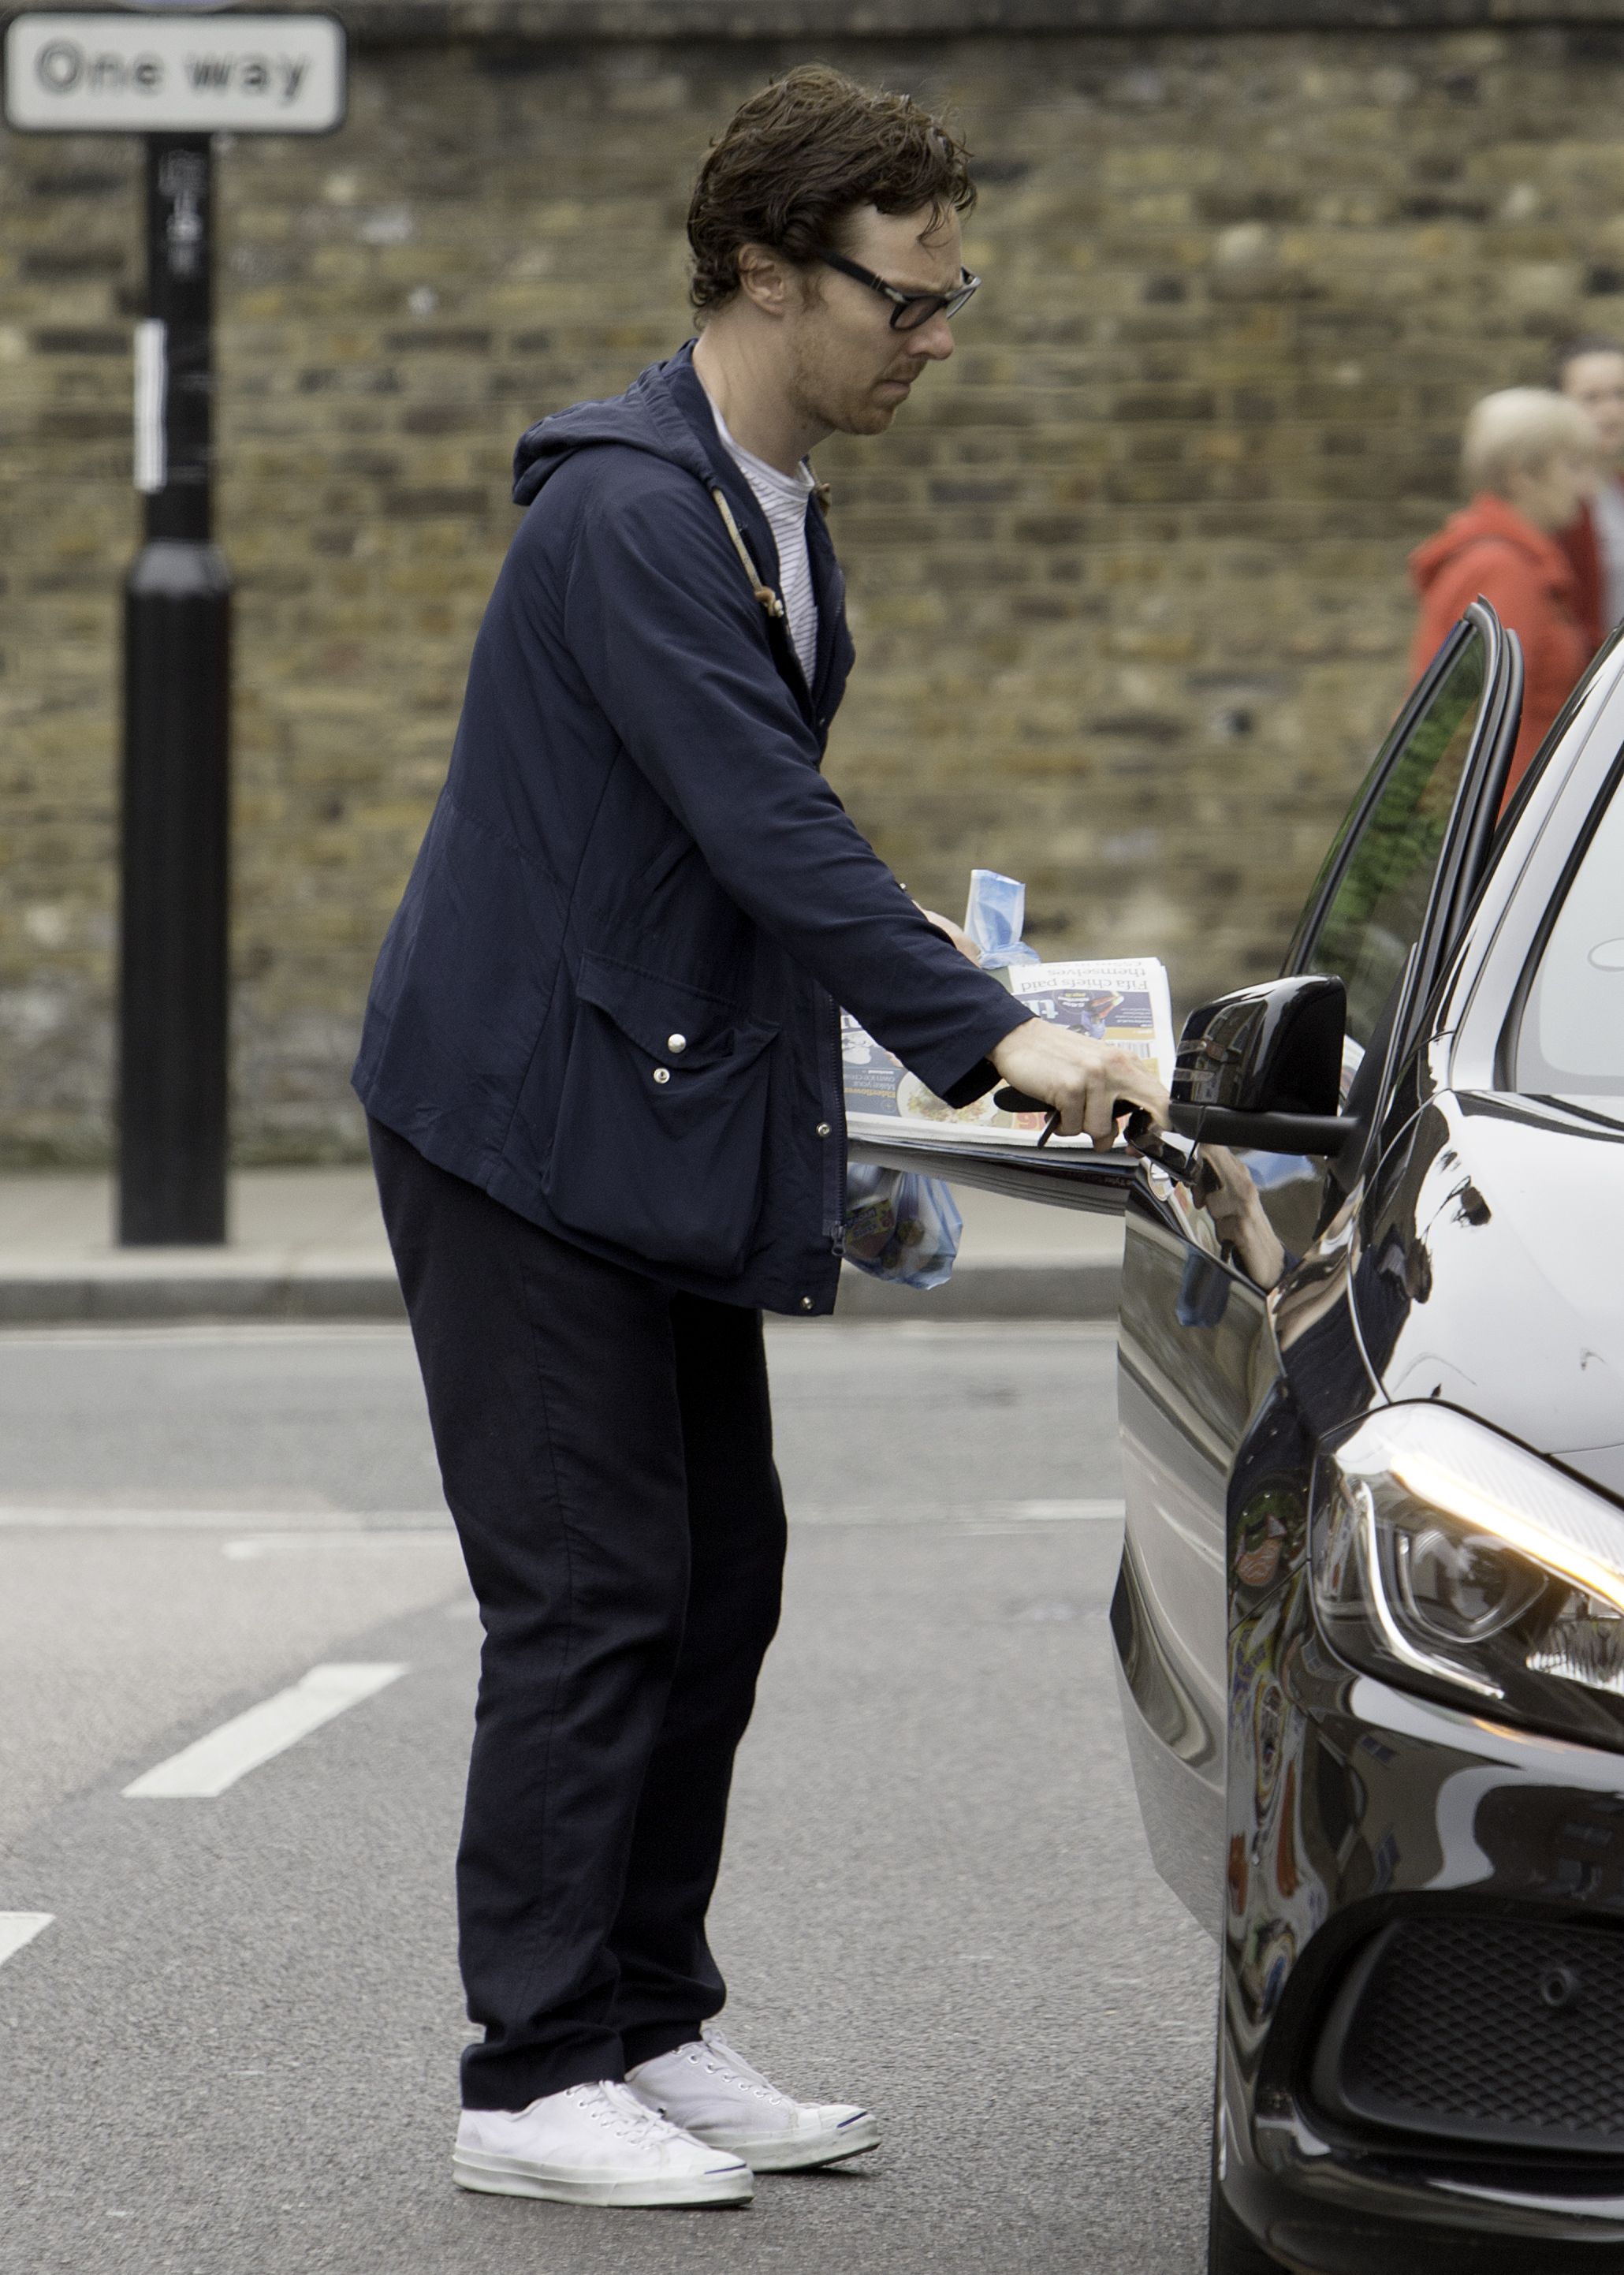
[710,486,785,621]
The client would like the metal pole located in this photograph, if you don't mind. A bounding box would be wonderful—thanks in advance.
[119,132,231,1245]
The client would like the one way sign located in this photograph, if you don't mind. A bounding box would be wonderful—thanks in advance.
[3,11,345,133]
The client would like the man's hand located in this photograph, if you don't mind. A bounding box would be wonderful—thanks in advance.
[989,1015,1169,1147]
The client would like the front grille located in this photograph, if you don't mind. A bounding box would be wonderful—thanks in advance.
[1315,1914,1624,2154]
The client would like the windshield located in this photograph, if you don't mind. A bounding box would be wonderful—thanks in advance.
[1516,759,1624,1095]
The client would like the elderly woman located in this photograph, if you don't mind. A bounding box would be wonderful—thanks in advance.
[1410,386,1596,800]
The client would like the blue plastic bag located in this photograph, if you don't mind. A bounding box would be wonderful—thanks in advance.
[963,867,1041,972]
[842,1165,963,1291]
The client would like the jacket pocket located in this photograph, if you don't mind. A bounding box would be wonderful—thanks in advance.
[545,952,780,1277]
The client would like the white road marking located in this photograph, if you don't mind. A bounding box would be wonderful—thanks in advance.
[0,1913,54,1967]
[0,1326,411,1349]
[0,1505,446,1531]
[222,1530,456,1559]
[122,1663,408,1798]
[218,1503,1122,1544]
[790,1497,1124,1527]
[765,1319,1116,1341]
[0,1506,302,1530]
[1005,1498,1124,1521]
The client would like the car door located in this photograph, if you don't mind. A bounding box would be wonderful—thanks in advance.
[873,606,1522,1930]
[1116,603,1522,1928]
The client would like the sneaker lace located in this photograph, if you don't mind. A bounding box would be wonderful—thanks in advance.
[692,2027,788,2103]
[572,2081,690,2142]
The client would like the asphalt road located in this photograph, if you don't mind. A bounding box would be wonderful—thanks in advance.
[0,1322,1213,2275]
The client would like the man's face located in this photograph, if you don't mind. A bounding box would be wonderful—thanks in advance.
[1561,350,1624,461]
[783,203,963,438]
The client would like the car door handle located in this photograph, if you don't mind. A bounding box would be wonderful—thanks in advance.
[993,1086,1153,1127]
[992,1087,1187,1169]
[991,1085,1063,1145]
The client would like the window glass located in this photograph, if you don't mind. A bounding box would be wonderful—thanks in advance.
[1516,764,1624,1095]
[1302,631,1486,1049]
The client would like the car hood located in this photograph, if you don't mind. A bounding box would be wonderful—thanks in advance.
[1351,1089,1624,1498]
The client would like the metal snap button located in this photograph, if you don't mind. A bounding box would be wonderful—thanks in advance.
[652,1067,671,1085]
[667,1033,687,1054]
[799,1296,814,1311]
[816,1122,832,1138]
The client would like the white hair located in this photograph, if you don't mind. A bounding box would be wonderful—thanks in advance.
[1462,387,1596,494]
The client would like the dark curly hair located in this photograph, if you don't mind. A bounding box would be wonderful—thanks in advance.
[687,65,975,319]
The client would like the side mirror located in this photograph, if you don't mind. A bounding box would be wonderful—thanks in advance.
[1169,975,1358,1154]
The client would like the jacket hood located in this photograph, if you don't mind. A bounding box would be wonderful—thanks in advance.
[512,342,720,507]
[1409,490,1575,599]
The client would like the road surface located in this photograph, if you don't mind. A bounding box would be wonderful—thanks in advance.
[0,1320,1212,2274]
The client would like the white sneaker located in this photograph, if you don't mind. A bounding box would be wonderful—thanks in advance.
[626,2026,881,2172]
[453,2079,754,2206]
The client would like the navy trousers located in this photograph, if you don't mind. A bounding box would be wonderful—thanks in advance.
[369,1117,788,2110]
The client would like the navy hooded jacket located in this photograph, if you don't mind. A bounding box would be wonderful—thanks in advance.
[352,344,1029,1315]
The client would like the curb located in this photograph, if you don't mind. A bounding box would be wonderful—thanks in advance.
[833,1259,1120,1321]
[0,1263,408,1326]
[0,1258,1121,1326]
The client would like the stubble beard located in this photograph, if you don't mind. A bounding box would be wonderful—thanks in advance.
[788,333,922,441]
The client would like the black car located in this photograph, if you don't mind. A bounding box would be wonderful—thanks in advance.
[859,601,1624,2272]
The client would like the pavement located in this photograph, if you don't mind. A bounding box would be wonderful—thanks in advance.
[0,1167,1125,1325]
[0,1318,1212,2274]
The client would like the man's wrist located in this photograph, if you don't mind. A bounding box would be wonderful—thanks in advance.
[987,1012,1038,1074]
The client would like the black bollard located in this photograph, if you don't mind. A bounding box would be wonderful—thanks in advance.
[119,133,231,1245]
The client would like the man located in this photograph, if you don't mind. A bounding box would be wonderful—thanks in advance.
[355,65,1164,2213]
[1409,386,1594,800]
[1554,334,1624,655]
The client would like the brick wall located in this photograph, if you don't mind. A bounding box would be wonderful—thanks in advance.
[2,9,1620,1160]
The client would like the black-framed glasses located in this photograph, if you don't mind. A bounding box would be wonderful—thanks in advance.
[819,250,981,332]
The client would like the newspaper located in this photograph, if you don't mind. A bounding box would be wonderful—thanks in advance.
[843,958,1175,1147]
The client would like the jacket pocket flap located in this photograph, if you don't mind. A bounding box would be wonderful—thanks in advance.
[575,952,778,1072]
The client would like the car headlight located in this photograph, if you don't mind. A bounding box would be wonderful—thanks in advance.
[1310,1403,1624,1749]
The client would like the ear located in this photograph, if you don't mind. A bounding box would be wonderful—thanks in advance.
[735,241,800,320]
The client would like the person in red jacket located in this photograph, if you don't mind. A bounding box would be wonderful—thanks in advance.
[1409,387,1596,798]
[1555,334,1624,655]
